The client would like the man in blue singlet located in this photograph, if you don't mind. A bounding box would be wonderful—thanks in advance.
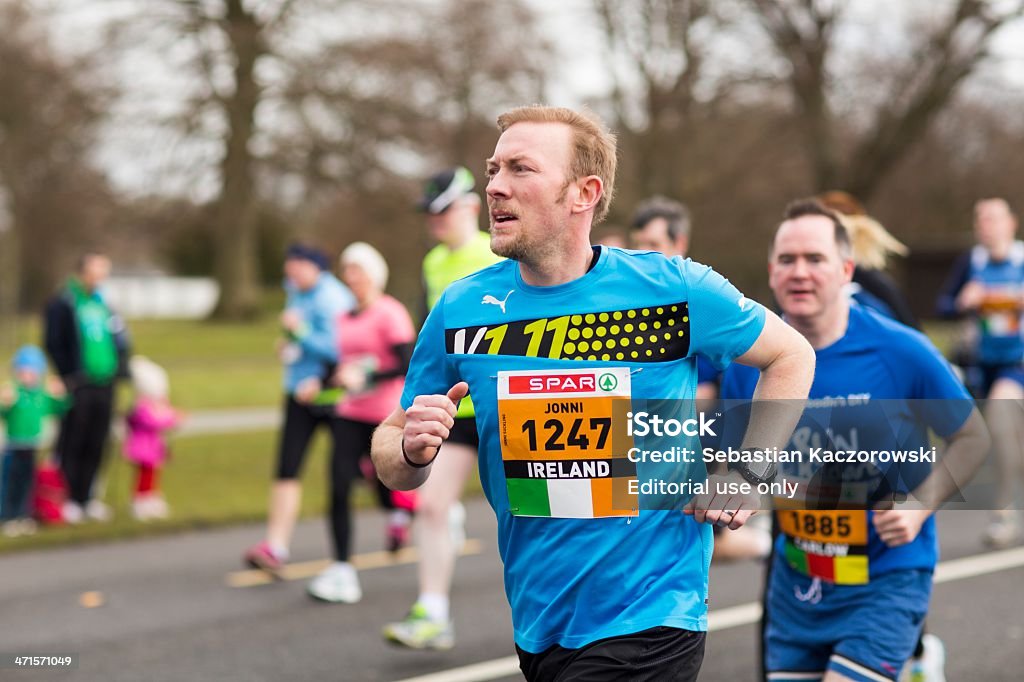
[722,200,989,682]
[936,198,1024,397]
[937,198,1024,547]
[372,105,816,681]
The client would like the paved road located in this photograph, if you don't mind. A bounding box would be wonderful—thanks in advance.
[176,407,280,437]
[1,503,1022,681]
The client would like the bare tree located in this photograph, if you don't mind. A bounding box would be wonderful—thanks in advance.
[256,0,550,305]
[266,0,548,200]
[102,0,318,318]
[594,0,716,201]
[105,0,549,317]
[748,0,1024,199]
[0,2,115,316]
[205,0,266,318]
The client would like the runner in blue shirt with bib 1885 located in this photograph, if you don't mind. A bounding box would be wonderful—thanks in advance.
[722,200,989,682]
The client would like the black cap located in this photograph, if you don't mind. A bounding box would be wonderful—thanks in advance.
[285,243,330,271]
[418,166,476,214]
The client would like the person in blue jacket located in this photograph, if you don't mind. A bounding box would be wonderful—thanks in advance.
[244,244,354,577]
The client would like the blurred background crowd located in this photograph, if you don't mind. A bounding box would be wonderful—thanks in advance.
[1,0,1023,548]
[1,0,1023,328]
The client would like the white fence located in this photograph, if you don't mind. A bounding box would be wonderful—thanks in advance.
[104,277,220,319]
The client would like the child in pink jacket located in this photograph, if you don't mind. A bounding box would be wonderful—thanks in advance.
[124,357,181,521]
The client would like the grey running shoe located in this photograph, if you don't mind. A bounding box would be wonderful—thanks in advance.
[382,603,455,650]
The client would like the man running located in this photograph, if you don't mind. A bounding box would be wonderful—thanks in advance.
[372,105,814,680]
[722,200,989,682]
[936,198,1024,397]
[936,198,1024,547]
[382,167,503,649]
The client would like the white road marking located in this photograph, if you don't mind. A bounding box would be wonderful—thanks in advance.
[391,546,1024,682]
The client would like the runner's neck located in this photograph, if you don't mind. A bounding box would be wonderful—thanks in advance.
[519,245,599,287]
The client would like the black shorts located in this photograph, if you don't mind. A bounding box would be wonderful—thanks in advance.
[276,395,341,480]
[447,416,479,448]
[516,626,705,682]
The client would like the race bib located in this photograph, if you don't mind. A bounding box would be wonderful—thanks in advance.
[979,289,1022,337]
[498,368,637,518]
[776,505,869,584]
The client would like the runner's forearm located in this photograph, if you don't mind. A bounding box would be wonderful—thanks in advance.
[371,421,432,491]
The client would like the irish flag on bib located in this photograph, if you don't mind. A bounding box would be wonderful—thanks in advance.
[497,368,638,518]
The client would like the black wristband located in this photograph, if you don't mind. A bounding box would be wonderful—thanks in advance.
[402,438,438,469]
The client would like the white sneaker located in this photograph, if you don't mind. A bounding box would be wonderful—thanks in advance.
[62,501,84,525]
[85,499,112,522]
[448,501,466,553]
[918,634,946,682]
[982,511,1019,549]
[148,496,169,519]
[18,518,37,536]
[900,633,947,682]
[307,562,362,603]
[132,496,154,521]
[2,520,22,538]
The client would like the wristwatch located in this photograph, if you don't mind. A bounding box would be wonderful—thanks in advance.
[729,458,777,486]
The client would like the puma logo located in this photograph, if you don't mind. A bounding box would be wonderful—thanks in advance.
[481,290,514,314]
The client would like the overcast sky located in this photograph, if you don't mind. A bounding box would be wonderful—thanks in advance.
[28,0,1024,199]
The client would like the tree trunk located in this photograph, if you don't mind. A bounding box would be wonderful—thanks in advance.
[0,224,16,315]
[0,222,18,350]
[211,0,262,319]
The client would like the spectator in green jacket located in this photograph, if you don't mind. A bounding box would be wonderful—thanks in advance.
[44,253,130,524]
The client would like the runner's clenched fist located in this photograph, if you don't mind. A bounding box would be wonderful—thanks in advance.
[402,382,469,466]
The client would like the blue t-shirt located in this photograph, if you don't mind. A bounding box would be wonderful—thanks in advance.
[282,273,355,393]
[721,304,972,577]
[967,242,1024,365]
[402,247,767,652]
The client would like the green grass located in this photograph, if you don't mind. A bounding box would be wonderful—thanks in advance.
[1,314,284,410]
[104,316,286,410]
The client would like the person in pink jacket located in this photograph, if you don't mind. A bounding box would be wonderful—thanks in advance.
[124,356,181,521]
[303,242,418,604]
